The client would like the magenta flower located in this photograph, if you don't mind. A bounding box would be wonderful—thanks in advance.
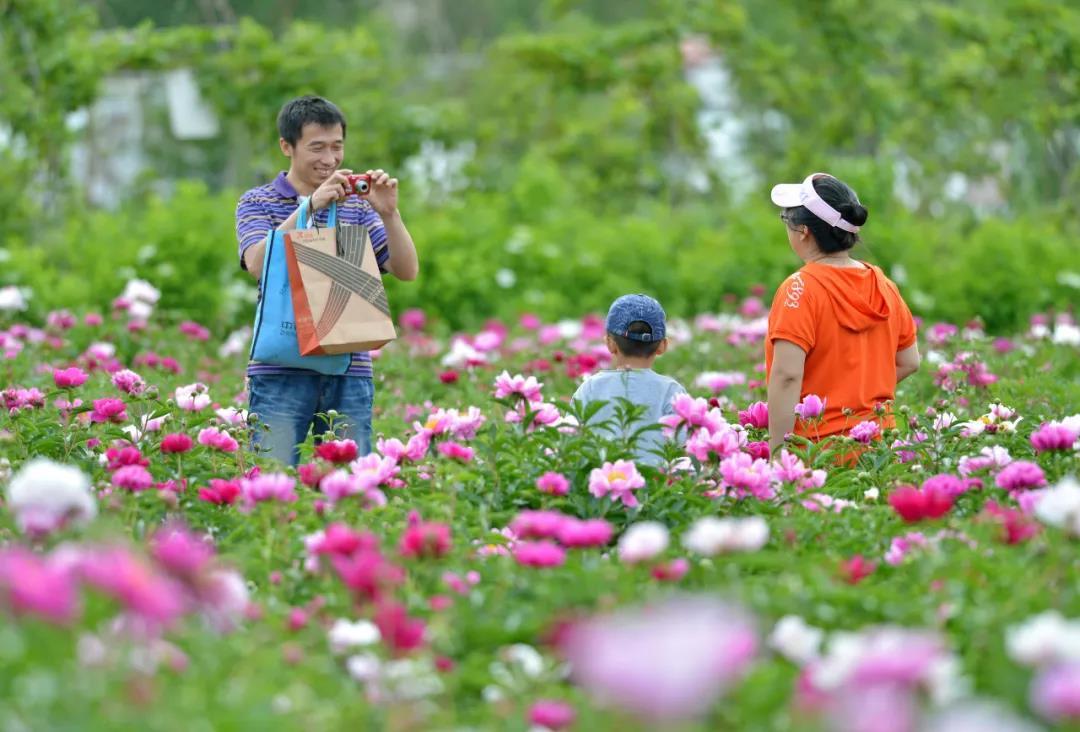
[1031,663,1080,722]
[373,600,427,654]
[0,547,79,624]
[151,522,215,579]
[315,439,359,464]
[110,369,146,396]
[719,453,775,500]
[514,540,567,568]
[1032,422,1079,453]
[528,700,575,729]
[398,308,427,332]
[996,461,1047,492]
[493,370,543,403]
[160,433,194,454]
[511,510,570,540]
[112,464,154,492]
[659,394,713,437]
[536,471,571,496]
[588,460,646,508]
[399,521,452,559]
[557,596,758,721]
[240,472,298,509]
[90,397,127,424]
[738,401,769,429]
[437,441,475,462]
[849,421,881,444]
[686,425,747,462]
[179,320,210,341]
[557,518,614,548]
[919,473,969,500]
[794,394,826,420]
[197,427,239,453]
[53,367,88,389]
[79,547,187,627]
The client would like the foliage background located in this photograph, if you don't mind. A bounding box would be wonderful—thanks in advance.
[1,0,1079,333]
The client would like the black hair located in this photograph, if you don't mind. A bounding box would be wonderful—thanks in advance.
[610,321,663,358]
[277,96,347,146]
[785,175,868,253]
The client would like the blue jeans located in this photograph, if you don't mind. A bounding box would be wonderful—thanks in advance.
[247,374,374,466]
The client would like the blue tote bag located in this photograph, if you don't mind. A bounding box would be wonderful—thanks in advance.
[248,198,351,374]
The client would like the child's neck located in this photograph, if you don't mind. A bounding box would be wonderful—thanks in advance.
[608,355,656,370]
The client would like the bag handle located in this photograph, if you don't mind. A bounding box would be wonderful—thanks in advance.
[297,197,337,231]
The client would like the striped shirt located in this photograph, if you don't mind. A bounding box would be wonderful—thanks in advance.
[236,172,390,378]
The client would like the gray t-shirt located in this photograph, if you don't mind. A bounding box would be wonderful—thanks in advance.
[571,368,688,465]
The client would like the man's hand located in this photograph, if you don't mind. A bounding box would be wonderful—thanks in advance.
[310,169,354,211]
[365,169,398,218]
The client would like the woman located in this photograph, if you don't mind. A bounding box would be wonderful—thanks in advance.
[765,173,921,455]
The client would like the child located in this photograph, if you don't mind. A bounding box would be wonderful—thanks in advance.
[572,294,687,465]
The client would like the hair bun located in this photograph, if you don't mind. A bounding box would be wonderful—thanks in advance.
[840,202,868,227]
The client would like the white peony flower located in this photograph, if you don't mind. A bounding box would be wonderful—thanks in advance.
[1006,610,1080,667]
[1033,476,1080,536]
[121,278,161,305]
[346,653,381,683]
[617,521,670,564]
[769,615,824,665]
[328,619,381,655]
[6,458,96,536]
[682,516,769,556]
[0,285,29,311]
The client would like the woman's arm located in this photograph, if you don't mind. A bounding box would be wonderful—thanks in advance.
[767,339,807,455]
[896,343,921,383]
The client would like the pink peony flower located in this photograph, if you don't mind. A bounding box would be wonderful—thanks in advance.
[240,472,298,508]
[151,523,215,579]
[111,464,154,492]
[79,547,187,627]
[557,596,757,721]
[198,478,241,505]
[685,425,747,462]
[1032,423,1079,453]
[528,700,576,730]
[398,308,426,332]
[995,461,1047,492]
[840,555,877,585]
[511,510,570,540]
[660,394,714,438]
[437,441,475,462]
[111,369,146,396]
[53,367,88,389]
[849,420,881,444]
[0,547,79,624]
[795,394,826,420]
[719,452,775,500]
[315,439,359,464]
[982,501,1040,545]
[399,521,452,559]
[557,518,614,548]
[588,460,646,508]
[514,540,567,567]
[919,473,969,500]
[174,383,211,411]
[738,401,769,429]
[888,485,954,523]
[90,397,127,424]
[373,601,426,654]
[536,471,571,496]
[651,558,690,582]
[160,433,194,454]
[1031,663,1080,722]
[197,427,239,453]
[493,370,543,403]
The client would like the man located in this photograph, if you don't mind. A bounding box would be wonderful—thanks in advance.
[235,95,419,465]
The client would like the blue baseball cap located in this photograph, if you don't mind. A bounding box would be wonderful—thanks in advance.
[605,294,667,342]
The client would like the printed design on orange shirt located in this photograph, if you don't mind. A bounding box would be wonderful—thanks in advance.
[784,273,806,309]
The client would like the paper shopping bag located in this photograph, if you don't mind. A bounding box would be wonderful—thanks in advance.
[284,222,397,355]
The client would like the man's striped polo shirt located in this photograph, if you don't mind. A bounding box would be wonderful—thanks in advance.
[235,171,389,378]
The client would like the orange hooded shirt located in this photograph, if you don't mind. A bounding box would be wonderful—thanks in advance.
[765,262,917,439]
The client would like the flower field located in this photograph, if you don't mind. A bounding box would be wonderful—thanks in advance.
[1,281,1079,731]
